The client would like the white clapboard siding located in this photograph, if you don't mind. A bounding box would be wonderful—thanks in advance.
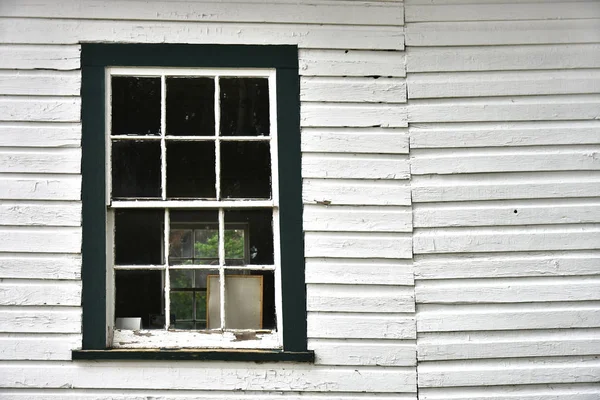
[418,329,600,361]
[406,2,600,22]
[305,232,412,259]
[0,149,81,174]
[302,104,407,128]
[1,0,404,26]
[0,307,81,333]
[418,357,600,387]
[414,200,600,228]
[411,172,600,202]
[0,255,81,280]
[0,123,80,148]
[301,77,406,103]
[0,97,80,123]
[0,227,81,253]
[406,20,600,46]
[309,339,416,366]
[413,225,600,254]
[0,201,81,227]
[0,394,419,400]
[302,154,410,180]
[0,334,81,360]
[417,303,600,332]
[419,385,600,400]
[0,44,80,70]
[306,259,414,286]
[303,205,412,232]
[301,128,409,154]
[415,252,600,280]
[0,280,81,306]
[408,70,600,99]
[307,284,414,313]
[407,44,600,72]
[0,175,81,201]
[408,95,600,123]
[0,70,80,96]
[0,363,416,393]
[411,147,600,175]
[308,313,416,340]
[299,49,406,77]
[0,18,404,50]
[416,277,600,304]
[303,179,411,206]
[409,121,600,149]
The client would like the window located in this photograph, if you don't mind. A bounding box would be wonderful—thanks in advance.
[76,44,311,361]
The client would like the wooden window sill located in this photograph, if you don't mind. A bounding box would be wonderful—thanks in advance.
[72,349,314,362]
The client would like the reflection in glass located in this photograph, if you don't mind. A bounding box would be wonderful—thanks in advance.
[115,209,163,265]
[225,209,273,265]
[112,76,161,136]
[115,270,163,329]
[169,269,216,330]
[221,141,271,199]
[166,77,215,136]
[166,141,216,198]
[111,140,161,198]
[220,78,270,136]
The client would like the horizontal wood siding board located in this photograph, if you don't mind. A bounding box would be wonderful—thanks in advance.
[0,255,81,280]
[0,149,81,174]
[0,202,81,227]
[0,18,404,50]
[0,176,81,201]
[299,49,406,77]
[0,44,81,70]
[301,129,409,154]
[0,123,81,148]
[308,313,416,340]
[305,259,414,285]
[307,284,415,313]
[0,70,80,96]
[302,104,408,128]
[309,339,416,366]
[2,0,404,26]
[302,154,410,179]
[0,308,82,333]
[301,77,407,103]
[415,253,600,280]
[0,227,81,253]
[406,2,600,22]
[409,121,600,149]
[303,179,411,206]
[406,20,600,46]
[0,334,81,360]
[407,44,600,72]
[303,205,412,232]
[305,232,413,259]
[0,281,82,306]
[0,363,416,393]
[0,97,81,123]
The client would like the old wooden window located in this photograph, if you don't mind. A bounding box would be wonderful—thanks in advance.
[77,44,310,361]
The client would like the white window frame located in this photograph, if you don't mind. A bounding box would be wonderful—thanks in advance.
[105,67,283,349]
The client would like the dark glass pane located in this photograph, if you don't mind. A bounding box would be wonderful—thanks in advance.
[225,209,273,265]
[111,76,160,136]
[111,140,161,198]
[166,77,215,136]
[169,269,215,330]
[221,141,271,199]
[166,141,215,198]
[220,78,270,136]
[115,209,163,265]
[115,270,163,329]
[170,210,219,265]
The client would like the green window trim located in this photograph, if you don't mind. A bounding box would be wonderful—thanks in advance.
[80,44,309,359]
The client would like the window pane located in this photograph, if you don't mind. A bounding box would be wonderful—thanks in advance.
[111,140,161,198]
[166,77,215,136]
[221,141,271,199]
[115,209,163,265]
[207,270,275,330]
[225,209,273,265]
[220,78,270,136]
[170,210,218,265]
[166,141,216,198]
[115,270,163,329]
[111,76,160,136]
[169,269,216,330]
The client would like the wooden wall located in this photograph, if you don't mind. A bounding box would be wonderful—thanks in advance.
[0,0,415,398]
[406,1,600,399]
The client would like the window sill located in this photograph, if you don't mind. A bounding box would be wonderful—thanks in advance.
[72,349,314,362]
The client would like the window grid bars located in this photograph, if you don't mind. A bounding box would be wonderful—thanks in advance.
[108,68,278,337]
